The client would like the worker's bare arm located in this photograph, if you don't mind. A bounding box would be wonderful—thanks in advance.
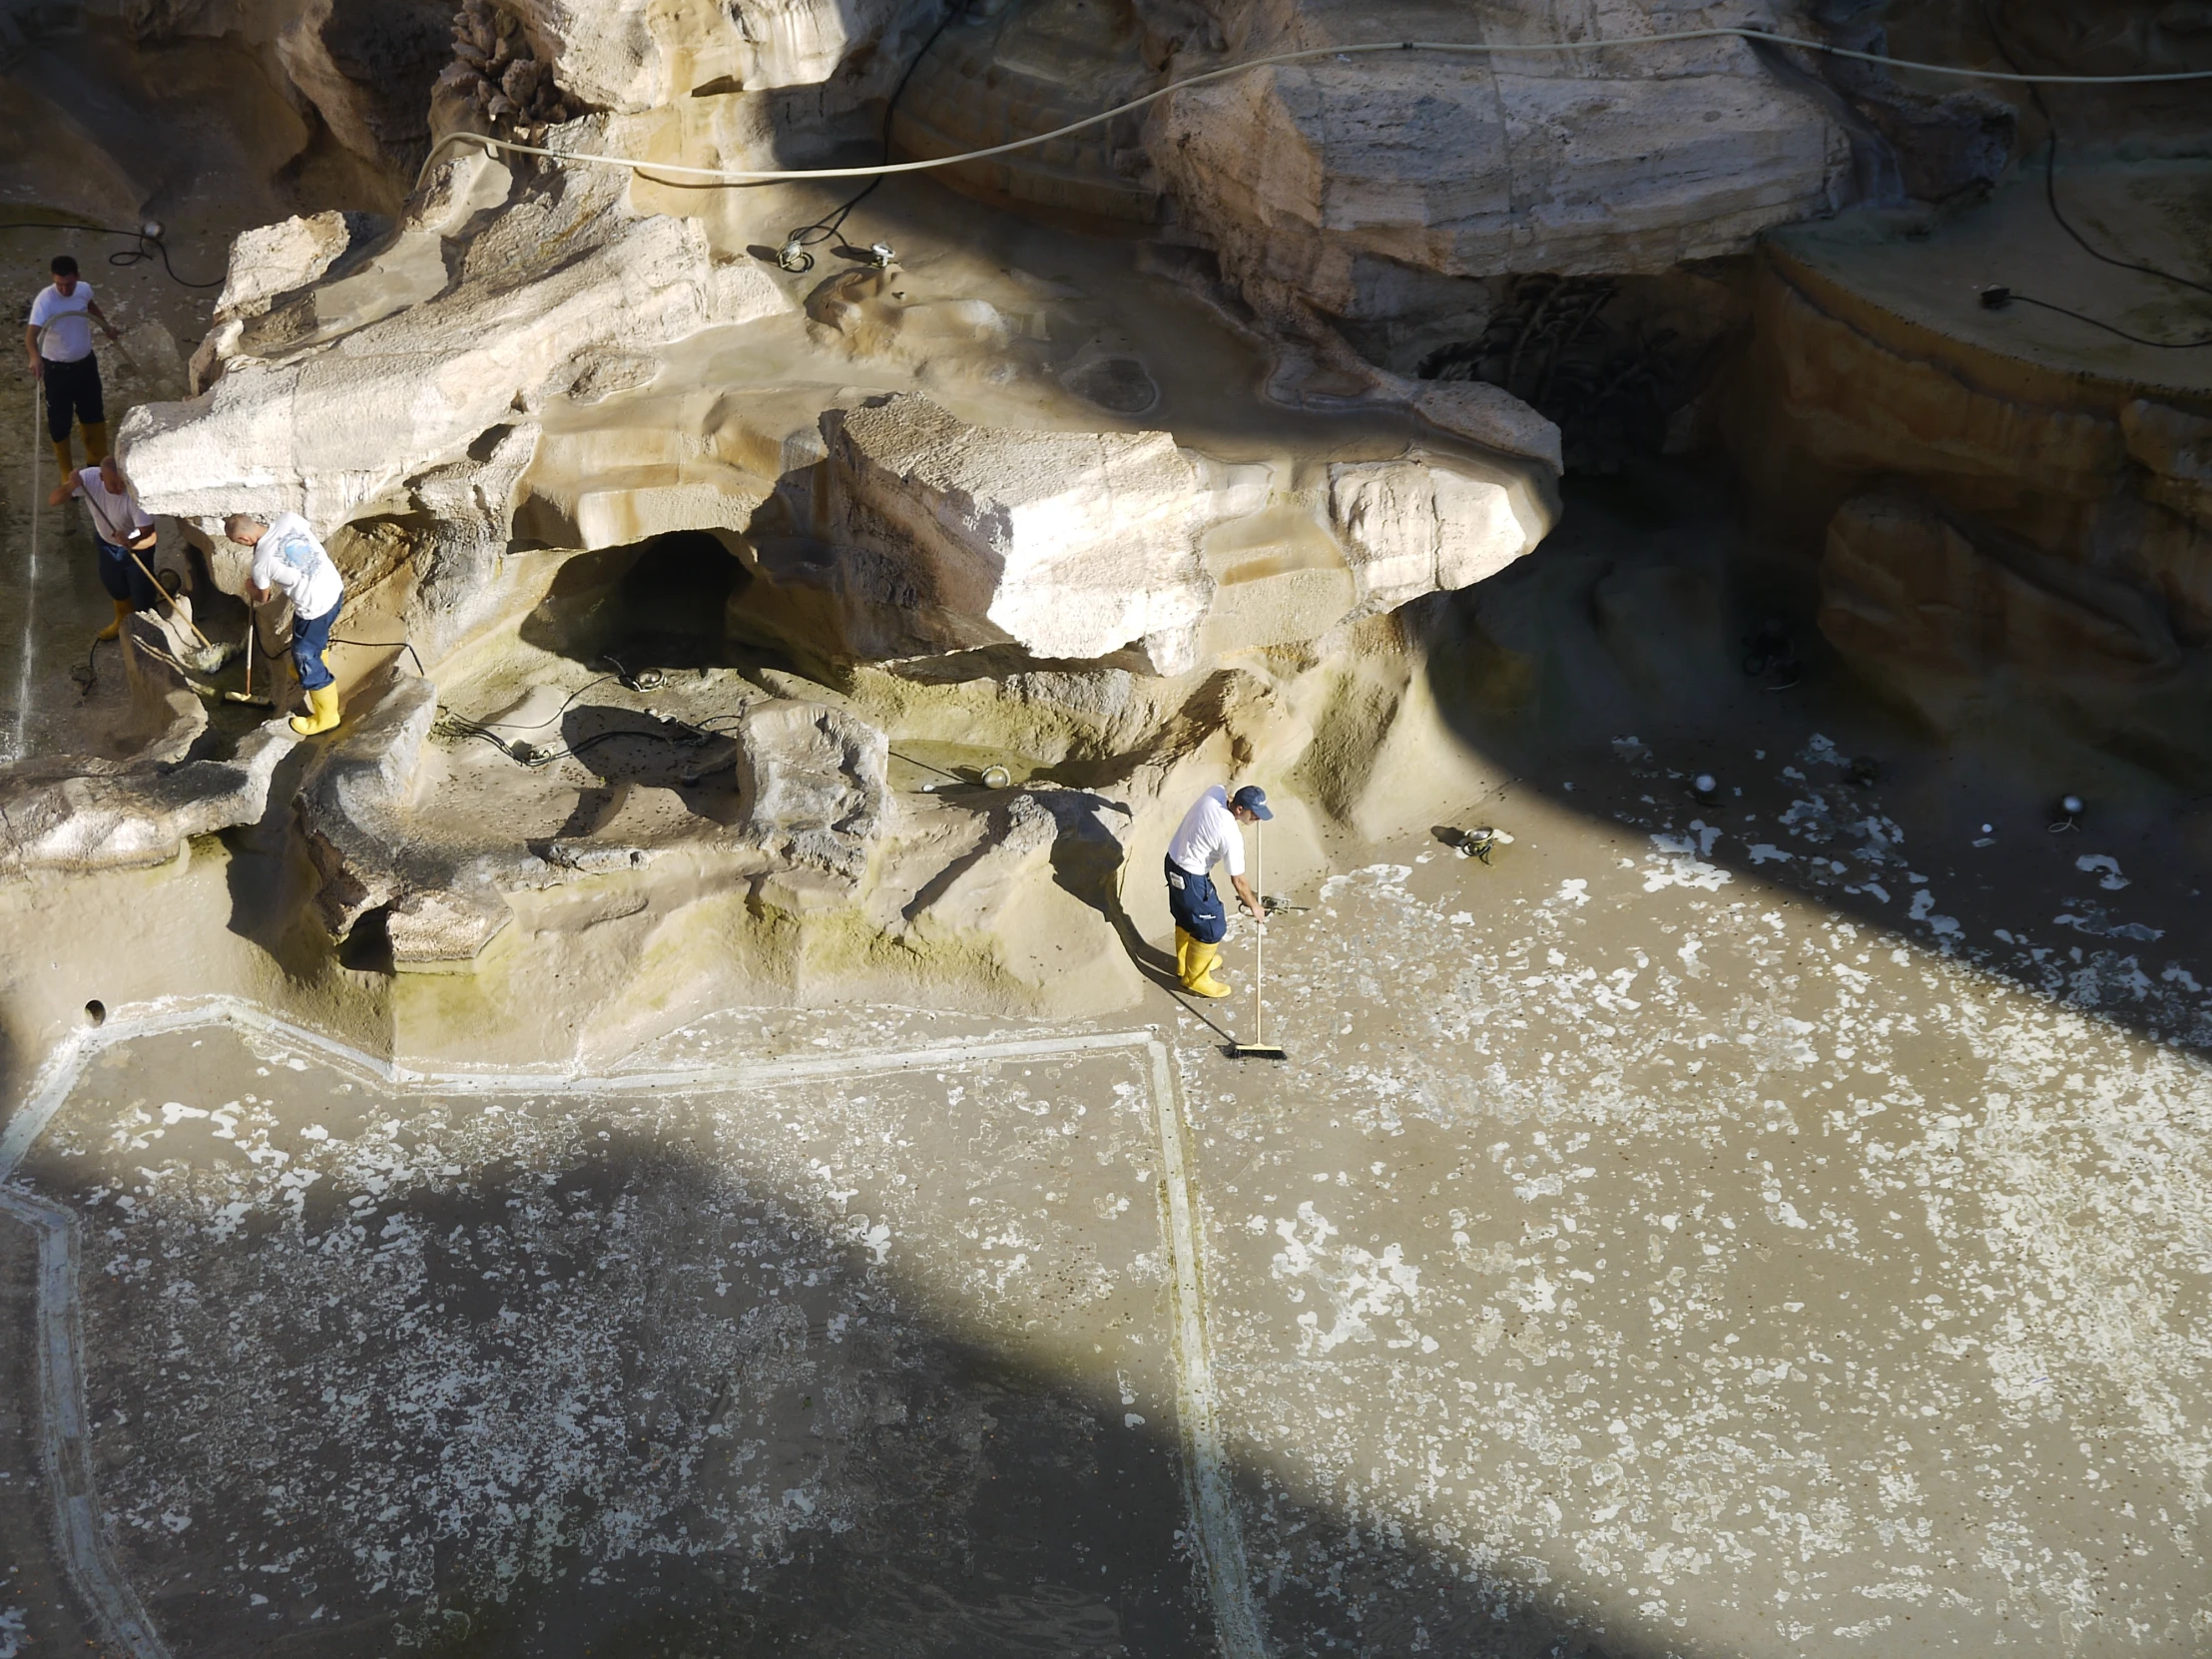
[46,473,84,508]
[85,300,120,342]
[23,325,42,377]
[1232,873,1263,920]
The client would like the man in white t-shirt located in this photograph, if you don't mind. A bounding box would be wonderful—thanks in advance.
[226,512,346,737]
[49,455,158,642]
[1163,783,1271,997]
[24,255,121,482]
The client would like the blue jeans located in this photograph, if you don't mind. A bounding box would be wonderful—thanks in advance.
[292,599,339,690]
[95,536,160,610]
[1165,856,1226,944]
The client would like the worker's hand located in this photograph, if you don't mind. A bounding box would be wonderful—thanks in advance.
[1243,899,1266,922]
[26,354,43,381]
[104,328,120,343]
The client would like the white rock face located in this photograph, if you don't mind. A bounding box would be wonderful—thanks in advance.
[824,394,1215,671]
[1328,455,1554,617]
[503,0,932,111]
[1148,1,1849,313]
[1407,380,1565,476]
[0,723,296,878]
[123,167,788,533]
[801,395,1553,671]
[215,212,353,319]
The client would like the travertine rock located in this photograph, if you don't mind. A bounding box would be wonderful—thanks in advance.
[0,723,295,878]
[1407,379,1565,475]
[127,0,453,175]
[1755,268,2128,498]
[493,0,940,112]
[437,0,580,133]
[823,394,1215,671]
[2123,399,2212,528]
[1820,492,2182,726]
[293,671,500,953]
[732,699,889,878]
[766,395,1556,672]
[1327,454,1554,618]
[215,212,353,319]
[1147,2,1850,325]
[125,167,789,538]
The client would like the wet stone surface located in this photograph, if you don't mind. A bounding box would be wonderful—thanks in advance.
[22,1031,1204,1657]
[1174,813,2212,1655]
[10,742,2212,1656]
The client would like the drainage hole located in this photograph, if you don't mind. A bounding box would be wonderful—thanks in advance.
[84,1000,106,1027]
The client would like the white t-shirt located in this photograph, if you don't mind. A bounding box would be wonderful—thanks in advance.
[76,468,153,549]
[1168,786,1245,879]
[28,282,95,362]
[249,512,343,622]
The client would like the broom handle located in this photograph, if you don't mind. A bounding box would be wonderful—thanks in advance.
[127,547,215,650]
[1254,821,1264,1046]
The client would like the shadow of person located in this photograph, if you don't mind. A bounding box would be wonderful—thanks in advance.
[544,705,744,841]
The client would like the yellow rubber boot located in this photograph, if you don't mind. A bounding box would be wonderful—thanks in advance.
[95,599,132,643]
[1184,939,1232,998]
[82,420,109,463]
[51,437,74,482]
[289,683,341,737]
[1173,927,1195,984]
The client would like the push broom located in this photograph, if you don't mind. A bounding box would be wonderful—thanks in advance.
[1230,816,1287,1061]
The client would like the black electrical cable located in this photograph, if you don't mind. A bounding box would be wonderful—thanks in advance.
[775,2,965,272]
[1979,3,2212,308]
[1983,287,2212,348]
[242,629,428,677]
[0,221,224,287]
[449,671,616,731]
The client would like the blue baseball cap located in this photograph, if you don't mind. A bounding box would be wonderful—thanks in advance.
[1232,785,1273,820]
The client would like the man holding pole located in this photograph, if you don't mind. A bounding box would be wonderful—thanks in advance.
[25,255,121,481]
[1164,782,1270,997]
[49,454,157,642]
[226,512,345,737]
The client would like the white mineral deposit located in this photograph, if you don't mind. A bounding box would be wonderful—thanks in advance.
[2,1,2210,1654]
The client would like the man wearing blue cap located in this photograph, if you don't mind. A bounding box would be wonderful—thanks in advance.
[1164,782,1271,997]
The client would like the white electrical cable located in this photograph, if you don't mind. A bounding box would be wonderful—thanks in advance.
[417,29,2212,191]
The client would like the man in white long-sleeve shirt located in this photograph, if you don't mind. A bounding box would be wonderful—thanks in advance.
[1163,783,1270,997]
[226,511,345,737]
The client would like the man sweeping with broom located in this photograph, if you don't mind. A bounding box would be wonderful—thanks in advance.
[49,454,158,641]
[1165,782,1270,997]
[226,511,345,737]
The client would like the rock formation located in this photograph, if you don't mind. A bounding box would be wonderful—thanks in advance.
[1744,214,2212,773]
[11,0,2193,1022]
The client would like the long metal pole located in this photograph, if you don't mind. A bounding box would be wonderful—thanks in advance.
[13,378,40,761]
[1253,821,1264,1048]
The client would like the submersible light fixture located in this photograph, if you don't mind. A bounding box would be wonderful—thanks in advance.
[1693,773,1719,801]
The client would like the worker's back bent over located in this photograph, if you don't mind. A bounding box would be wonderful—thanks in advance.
[1164,783,1271,998]
[228,512,346,738]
